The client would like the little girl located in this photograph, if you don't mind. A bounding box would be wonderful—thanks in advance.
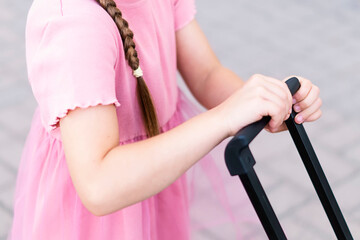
[10,0,322,239]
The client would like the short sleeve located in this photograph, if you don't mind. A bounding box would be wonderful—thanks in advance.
[27,14,120,135]
[173,0,197,31]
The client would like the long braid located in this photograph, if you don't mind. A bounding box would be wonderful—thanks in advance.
[97,0,160,137]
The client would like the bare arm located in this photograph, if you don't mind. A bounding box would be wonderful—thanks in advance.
[176,20,245,109]
[60,104,228,216]
[60,73,293,216]
[60,19,321,217]
[176,20,322,126]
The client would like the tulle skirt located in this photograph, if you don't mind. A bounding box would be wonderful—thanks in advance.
[9,91,260,239]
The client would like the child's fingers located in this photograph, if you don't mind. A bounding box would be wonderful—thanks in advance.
[265,76,293,102]
[259,75,293,113]
[306,109,322,122]
[265,122,288,133]
[262,98,290,131]
[289,76,312,104]
[248,74,293,131]
[251,74,291,98]
[256,85,289,118]
[293,84,320,113]
[295,98,322,124]
[248,75,292,114]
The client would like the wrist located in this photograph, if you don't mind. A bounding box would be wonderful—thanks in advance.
[208,104,232,140]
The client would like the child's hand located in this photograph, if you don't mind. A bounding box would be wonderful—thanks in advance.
[291,76,322,124]
[264,76,322,133]
[218,74,293,136]
[217,74,322,136]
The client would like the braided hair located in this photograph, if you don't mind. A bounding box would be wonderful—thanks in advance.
[96,0,160,137]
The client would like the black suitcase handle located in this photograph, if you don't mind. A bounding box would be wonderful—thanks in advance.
[224,77,353,240]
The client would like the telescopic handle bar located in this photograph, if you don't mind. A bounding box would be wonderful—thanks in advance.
[225,77,300,176]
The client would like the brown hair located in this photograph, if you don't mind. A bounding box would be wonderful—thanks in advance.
[96,0,160,137]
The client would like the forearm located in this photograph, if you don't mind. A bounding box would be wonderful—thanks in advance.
[176,20,245,109]
[89,107,227,215]
[193,65,245,109]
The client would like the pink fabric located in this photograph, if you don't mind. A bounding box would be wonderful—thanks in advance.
[10,0,260,239]
[11,99,190,240]
[25,0,195,140]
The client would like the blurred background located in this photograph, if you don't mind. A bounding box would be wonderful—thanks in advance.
[1,0,359,239]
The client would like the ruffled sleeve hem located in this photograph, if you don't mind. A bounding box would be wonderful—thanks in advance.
[42,99,121,140]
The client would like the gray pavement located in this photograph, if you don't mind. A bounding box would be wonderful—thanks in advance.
[1,0,360,239]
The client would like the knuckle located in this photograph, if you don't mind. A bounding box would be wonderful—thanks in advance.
[298,88,307,99]
[250,74,259,80]
[313,85,320,96]
[313,84,320,93]
[281,81,288,89]
[250,74,264,82]
[255,86,265,96]
[254,97,262,106]
[302,78,310,85]
[301,99,310,108]
[317,98,323,107]
[318,109,322,117]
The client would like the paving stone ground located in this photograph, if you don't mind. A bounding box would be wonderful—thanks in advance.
[1,0,359,239]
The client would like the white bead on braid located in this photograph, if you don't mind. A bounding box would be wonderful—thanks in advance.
[133,66,143,78]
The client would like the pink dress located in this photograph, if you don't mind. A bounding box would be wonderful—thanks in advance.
[10,0,259,239]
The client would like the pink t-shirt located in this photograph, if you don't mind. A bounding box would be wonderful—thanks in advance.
[26,0,196,141]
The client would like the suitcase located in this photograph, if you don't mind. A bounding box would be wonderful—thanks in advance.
[224,77,353,240]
